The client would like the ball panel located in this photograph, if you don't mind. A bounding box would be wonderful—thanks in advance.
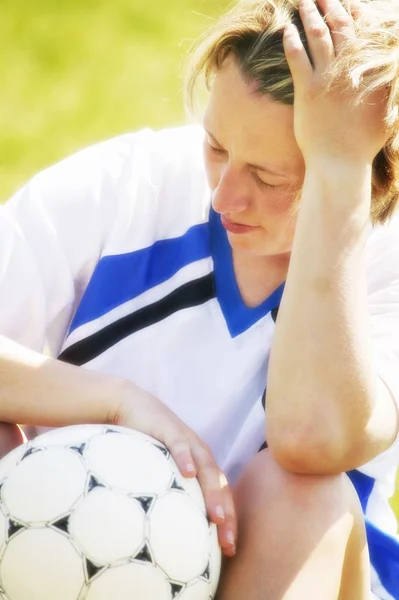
[85,433,173,494]
[0,446,28,485]
[179,579,210,600]
[69,488,145,566]
[0,528,85,600]
[85,562,172,600]
[2,448,87,522]
[149,491,209,582]
[172,471,206,515]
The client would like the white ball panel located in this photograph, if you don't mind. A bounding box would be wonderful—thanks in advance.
[173,472,206,514]
[86,562,172,600]
[0,445,28,484]
[85,433,172,494]
[209,524,222,598]
[179,579,210,600]
[2,448,87,522]
[0,528,84,600]
[149,491,209,582]
[69,488,145,565]
[31,425,103,448]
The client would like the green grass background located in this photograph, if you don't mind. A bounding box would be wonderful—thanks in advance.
[1,0,398,520]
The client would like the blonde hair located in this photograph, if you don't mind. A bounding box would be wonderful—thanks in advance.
[186,0,399,224]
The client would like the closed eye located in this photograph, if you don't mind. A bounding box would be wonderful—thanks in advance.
[252,171,276,190]
[206,137,227,155]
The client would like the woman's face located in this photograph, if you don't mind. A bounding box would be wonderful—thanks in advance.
[203,56,305,258]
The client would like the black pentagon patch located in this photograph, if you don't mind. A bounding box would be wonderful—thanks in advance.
[136,496,155,514]
[170,478,185,492]
[85,558,103,581]
[87,475,105,492]
[153,444,169,458]
[133,543,153,564]
[200,562,211,581]
[51,515,70,534]
[104,427,121,435]
[69,443,86,456]
[8,519,25,538]
[21,446,42,461]
[170,582,184,598]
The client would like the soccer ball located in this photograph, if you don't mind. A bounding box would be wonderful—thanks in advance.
[0,425,222,600]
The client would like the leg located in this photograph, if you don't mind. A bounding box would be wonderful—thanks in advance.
[216,450,370,600]
[0,422,26,459]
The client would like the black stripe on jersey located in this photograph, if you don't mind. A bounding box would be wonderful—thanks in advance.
[58,273,215,367]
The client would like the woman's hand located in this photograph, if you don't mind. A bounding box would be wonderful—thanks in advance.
[112,385,237,557]
[283,0,389,167]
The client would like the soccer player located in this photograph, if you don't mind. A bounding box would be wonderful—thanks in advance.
[0,0,398,597]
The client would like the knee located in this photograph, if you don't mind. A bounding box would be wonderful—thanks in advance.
[0,423,25,460]
[234,449,364,533]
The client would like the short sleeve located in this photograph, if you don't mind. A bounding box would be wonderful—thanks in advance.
[358,216,399,478]
[0,133,138,356]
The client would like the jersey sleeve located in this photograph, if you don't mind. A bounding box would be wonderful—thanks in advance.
[0,134,139,356]
[358,216,399,479]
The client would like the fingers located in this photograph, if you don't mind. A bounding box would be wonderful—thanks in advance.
[299,0,335,72]
[317,0,356,49]
[283,22,313,87]
[162,433,197,478]
[190,441,237,556]
[284,0,356,82]
[216,478,237,558]
[162,429,237,556]
[121,396,237,558]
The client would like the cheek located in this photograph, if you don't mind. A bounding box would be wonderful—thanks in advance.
[258,190,296,220]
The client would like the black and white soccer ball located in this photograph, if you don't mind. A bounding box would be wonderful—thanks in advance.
[0,425,222,600]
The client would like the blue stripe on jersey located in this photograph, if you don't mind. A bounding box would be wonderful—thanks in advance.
[348,470,399,598]
[70,222,211,332]
[347,469,375,512]
[209,207,284,337]
[366,520,399,599]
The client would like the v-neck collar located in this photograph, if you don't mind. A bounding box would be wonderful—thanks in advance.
[209,206,285,338]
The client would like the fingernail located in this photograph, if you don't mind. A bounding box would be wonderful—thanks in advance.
[186,463,196,473]
[226,530,235,546]
[215,505,225,520]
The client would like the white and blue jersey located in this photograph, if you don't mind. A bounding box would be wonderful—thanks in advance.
[0,125,398,598]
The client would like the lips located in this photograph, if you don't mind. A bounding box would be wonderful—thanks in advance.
[220,215,257,234]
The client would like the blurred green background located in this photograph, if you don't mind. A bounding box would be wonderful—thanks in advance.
[1,0,398,520]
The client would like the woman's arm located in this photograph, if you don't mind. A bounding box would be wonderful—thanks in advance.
[266,164,398,474]
[266,0,399,474]
[0,334,125,427]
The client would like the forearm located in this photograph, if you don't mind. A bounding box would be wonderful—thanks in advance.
[266,163,398,473]
[0,334,129,427]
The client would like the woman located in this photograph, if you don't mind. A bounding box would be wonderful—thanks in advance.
[0,0,398,597]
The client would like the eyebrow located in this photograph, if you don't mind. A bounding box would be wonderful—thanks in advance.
[204,129,289,179]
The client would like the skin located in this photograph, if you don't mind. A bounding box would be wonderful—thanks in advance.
[203,58,303,306]
[0,0,397,596]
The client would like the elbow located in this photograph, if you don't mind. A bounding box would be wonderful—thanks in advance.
[266,423,350,475]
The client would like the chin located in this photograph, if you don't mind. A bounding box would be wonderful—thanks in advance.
[227,232,291,258]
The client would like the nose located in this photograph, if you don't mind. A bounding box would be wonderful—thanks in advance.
[212,164,252,215]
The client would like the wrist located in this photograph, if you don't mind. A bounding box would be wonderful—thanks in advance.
[301,161,373,218]
[103,377,137,427]
[304,158,373,185]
